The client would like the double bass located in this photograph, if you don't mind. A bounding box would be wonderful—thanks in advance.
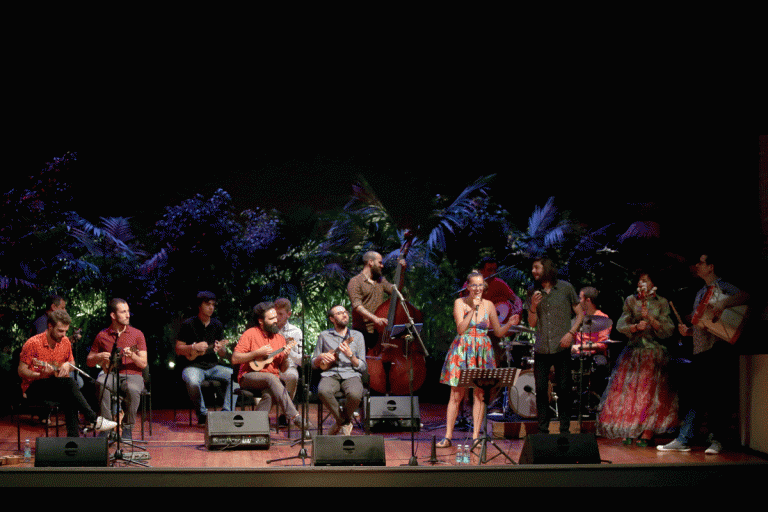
[365,234,427,396]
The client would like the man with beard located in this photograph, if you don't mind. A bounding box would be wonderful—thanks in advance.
[348,251,401,349]
[527,257,583,434]
[87,298,148,440]
[232,301,308,435]
[19,309,117,437]
[313,305,367,435]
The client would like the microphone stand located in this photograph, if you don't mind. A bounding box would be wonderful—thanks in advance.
[104,331,150,467]
[267,291,310,466]
[392,285,428,467]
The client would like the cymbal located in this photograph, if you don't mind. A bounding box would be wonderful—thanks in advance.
[580,315,612,332]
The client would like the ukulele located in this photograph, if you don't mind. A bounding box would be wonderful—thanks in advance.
[100,344,141,373]
[185,340,232,361]
[249,339,297,372]
[32,358,68,374]
[316,334,353,371]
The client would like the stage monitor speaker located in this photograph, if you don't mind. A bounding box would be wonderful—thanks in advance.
[34,437,109,467]
[312,435,386,466]
[367,396,420,432]
[205,411,270,450]
[518,433,601,464]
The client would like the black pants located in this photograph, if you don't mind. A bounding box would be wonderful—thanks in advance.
[533,349,572,433]
[26,377,98,437]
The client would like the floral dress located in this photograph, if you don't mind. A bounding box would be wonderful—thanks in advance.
[439,310,496,387]
[596,293,679,439]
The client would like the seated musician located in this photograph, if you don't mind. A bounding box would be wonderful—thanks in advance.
[175,291,234,425]
[572,287,611,357]
[18,310,117,437]
[87,298,148,440]
[232,301,309,436]
[312,305,367,435]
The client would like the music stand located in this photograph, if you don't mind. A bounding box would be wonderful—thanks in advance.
[457,367,518,465]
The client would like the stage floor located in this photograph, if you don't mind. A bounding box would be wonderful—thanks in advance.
[3,402,765,472]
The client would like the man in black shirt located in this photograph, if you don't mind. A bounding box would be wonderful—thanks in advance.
[175,292,234,424]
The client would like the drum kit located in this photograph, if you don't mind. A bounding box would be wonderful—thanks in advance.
[497,315,618,423]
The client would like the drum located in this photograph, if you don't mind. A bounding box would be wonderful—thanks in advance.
[508,370,537,418]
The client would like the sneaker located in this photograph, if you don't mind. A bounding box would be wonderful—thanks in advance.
[94,417,118,432]
[705,440,722,455]
[656,439,691,452]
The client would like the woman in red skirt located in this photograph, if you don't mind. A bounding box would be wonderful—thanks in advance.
[597,271,678,447]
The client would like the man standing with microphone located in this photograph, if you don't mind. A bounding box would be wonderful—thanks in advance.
[527,257,583,435]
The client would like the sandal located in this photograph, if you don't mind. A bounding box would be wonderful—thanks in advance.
[436,437,452,448]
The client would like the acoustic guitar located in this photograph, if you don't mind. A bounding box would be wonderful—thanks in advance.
[249,339,297,372]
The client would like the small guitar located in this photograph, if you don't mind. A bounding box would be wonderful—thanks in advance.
[249,339,297,372]
[101,344,141,373]
[32,358,67,374]
[317,335,354,371]
[185,340,231,361]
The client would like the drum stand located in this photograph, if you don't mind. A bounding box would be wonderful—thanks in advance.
[457,368,518,465]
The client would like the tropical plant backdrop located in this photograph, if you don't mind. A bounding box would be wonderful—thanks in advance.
[1,151,734,408]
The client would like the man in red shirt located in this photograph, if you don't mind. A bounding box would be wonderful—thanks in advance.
[18,310,117,437]
[232,301,309,436]
[87,298,148,440]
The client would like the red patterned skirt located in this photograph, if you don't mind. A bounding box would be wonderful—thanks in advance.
[596,344,678,439]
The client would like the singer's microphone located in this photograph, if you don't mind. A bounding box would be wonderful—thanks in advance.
[523,385,536,395]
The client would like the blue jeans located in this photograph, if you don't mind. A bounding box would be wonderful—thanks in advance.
[181,365,235,416]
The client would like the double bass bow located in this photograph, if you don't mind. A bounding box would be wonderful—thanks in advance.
[366,233,427,396]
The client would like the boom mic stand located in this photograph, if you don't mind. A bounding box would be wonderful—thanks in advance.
[102,333,150,467]
[392,285,428,467]
[267,295,310,466]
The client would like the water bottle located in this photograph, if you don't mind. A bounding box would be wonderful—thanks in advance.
[455,444,463,465]
[463,444,471,465]
[23,439,31,463]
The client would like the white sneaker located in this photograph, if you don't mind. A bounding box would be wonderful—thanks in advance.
[705,440,722,455]
[94,417,118,432]
[656,439,691,452]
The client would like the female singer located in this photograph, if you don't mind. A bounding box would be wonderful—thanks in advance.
[437,271,519,448]
[597,271,678,447]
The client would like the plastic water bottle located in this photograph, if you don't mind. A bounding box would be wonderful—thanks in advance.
[463,444,471,465]
[23,439,31,463]
[455,444,463,465]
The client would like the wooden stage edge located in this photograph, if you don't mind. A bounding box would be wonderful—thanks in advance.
[2,462,767,487]
[2,404,767,487]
